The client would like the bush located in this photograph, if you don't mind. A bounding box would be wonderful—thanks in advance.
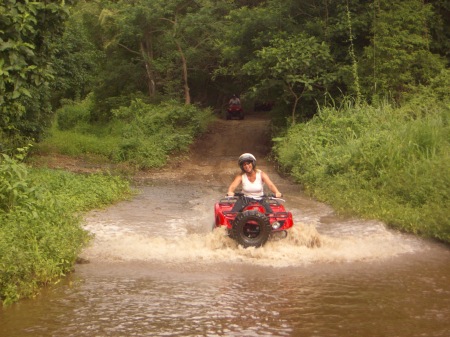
[113,100,212,168]
[274,96,450,243]
[0,154,131,306]
[38,99,214,169]
[56,95,92,130]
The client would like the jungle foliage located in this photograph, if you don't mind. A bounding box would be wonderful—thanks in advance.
[37,97,214,169]
[0,0,449,305]
[1,0,449,141]
[0,0,76,148]
[274,79,450,243]
[0,151,131,305]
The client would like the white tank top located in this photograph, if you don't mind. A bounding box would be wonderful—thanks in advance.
[242,170,264,199]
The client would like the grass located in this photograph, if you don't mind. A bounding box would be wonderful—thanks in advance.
[274,96,450,243]
[36,99,214,169]
[0,154,132,306]
[37,127,121,159]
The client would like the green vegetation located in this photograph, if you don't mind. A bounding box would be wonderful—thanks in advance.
[243,33,335,124]
[1,0,449,305]
[37,98,214,169]
[0,152,131,306]
[0,0,75,148]
[274,85,450,243]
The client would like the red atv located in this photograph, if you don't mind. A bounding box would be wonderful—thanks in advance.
[214,193,294,248]
[226,104,244,120]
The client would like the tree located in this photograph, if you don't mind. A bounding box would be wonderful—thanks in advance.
[243,34,334,124]
[362,0,445,100]
[0,0,74,146]
[51,1,105,105]
[215,3,297,98]
[93,0,223,113]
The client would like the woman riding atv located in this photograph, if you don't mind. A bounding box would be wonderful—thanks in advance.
[227,153,282,213]
[228,94,241,107]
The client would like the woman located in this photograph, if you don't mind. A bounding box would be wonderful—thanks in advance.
[227,153,282,213]
[228,94,241,107]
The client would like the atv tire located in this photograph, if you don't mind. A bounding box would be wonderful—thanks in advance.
[231,210,271,248]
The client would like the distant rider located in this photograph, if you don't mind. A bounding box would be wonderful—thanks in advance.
[228,94,241,107]
[227,153,282,213]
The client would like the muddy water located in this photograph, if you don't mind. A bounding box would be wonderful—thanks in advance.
[2,116,450,336]
[1,180,449,337]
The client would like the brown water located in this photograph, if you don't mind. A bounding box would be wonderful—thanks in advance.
[1,181,449,337]
[2,116,450,336]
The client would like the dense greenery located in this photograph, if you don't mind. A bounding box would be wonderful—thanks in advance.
[0,152,131,306]
[0,0,76,148]
[37,98,214,169]
[274,83,450,243]
[1,0,449,305]
[2,0,449,136]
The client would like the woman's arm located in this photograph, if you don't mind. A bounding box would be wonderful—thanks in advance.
[261,171,282,197]
[227,174,242,196]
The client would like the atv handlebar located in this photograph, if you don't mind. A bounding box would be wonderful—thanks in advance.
[226,192,285,202]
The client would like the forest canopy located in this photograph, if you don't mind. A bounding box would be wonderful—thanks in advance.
[1,0,449,147]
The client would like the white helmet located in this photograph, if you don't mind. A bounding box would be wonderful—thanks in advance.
[238,153,256,170]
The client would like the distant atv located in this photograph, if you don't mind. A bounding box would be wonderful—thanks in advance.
[214,193,294,248]
[226,104,244,120]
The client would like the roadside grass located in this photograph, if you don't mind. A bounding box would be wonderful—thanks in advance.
[274,95,450,243]
[35,99,214,169]
[37,126,120,159]
[0,154,132,306]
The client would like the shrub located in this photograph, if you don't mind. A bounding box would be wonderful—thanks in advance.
[56,95,92,130]
[274,96,450,243]
[37,100,213,169]
[112,100,213,168]
[0,154,131,306]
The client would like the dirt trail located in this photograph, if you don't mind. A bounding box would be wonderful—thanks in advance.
[135,112,277,185]
[32,112,282,187]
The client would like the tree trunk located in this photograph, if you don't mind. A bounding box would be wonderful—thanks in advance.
[140,40,156,97]
[286,82,303,125]
[291,96,299,125]
[176,41,191,105]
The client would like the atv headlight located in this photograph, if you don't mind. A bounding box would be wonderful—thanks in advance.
[271,221,281,229]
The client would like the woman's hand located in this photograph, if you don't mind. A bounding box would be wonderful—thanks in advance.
[227,192,235,197]
[275,192,282,198]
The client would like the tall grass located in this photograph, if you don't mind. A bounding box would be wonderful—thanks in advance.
[36,99,214,169]
[0,154,131,306]
[274,96,450,243]
[37,127,121,158]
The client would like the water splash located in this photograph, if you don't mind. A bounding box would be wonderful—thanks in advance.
[80,218,422,268]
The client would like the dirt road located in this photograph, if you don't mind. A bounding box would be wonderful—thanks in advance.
[137,112,282,187]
